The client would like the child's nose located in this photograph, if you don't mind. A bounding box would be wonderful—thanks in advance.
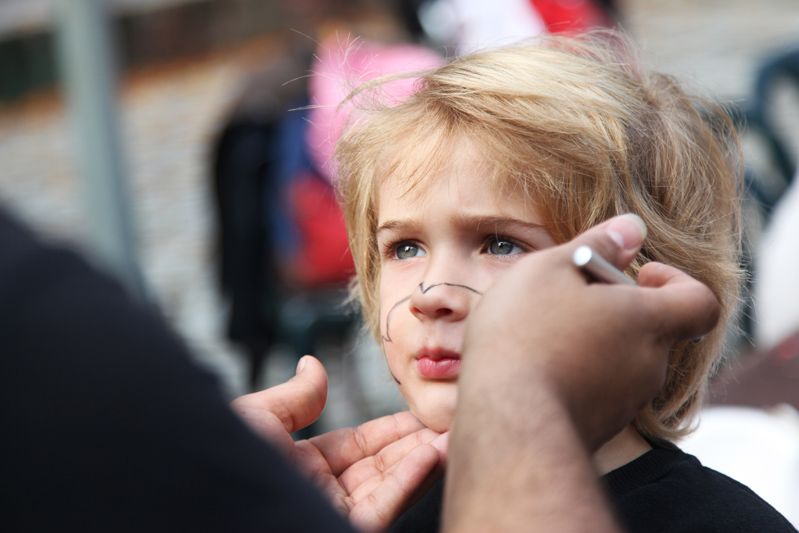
[409,281,475,322]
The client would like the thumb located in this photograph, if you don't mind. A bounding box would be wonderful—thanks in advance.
[638,262,721,342]
[233,355,328,434]
[570,213,648,273]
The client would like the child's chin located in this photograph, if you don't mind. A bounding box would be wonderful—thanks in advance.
[412,405,454,433]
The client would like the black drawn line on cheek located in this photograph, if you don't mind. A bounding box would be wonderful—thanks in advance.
[382,294,412,343]
[381,282,484,343]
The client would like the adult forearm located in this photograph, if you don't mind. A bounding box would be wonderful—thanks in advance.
[443,376,621,533]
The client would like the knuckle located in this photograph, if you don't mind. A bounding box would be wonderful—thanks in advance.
[373,451,388,475]
[342,494,356,514]
[389,412,407,438]
[352,426,370,457]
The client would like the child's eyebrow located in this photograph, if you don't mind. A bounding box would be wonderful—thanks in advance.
[376,219,422,235]
[376,215,547,235]
[465,215,547,233]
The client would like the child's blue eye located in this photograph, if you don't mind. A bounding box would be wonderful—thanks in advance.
[487,237,523,256]
[395,243,426,259]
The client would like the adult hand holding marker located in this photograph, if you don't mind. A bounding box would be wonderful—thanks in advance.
[445,214,721,533]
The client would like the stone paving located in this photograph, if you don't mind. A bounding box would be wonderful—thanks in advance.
[1,0,799,430]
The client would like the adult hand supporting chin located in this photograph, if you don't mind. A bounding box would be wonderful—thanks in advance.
[232,356,446,532]
[443,214,721,533]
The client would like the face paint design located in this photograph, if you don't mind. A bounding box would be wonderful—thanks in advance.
[382,282,483,343]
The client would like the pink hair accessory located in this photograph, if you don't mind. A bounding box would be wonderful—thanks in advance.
[307,36,443,183]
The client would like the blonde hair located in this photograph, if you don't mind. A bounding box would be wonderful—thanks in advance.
[335,32,743,441]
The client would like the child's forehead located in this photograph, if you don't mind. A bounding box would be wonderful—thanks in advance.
[375,144,545,231]
[376,135,500,202]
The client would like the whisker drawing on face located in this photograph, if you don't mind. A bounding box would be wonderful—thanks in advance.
[382,295,412,343]
[381,282,483,343]
[419,281,483,296]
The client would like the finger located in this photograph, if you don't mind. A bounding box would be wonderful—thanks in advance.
[315,473,352,518]
[293,438,337,478]
[638,262,721,341]
[308,411,426,476]
[569,213,648,273]
[430,432,448,462]
[348,444,441,532]
[338,427,441,494]
[231,355,327,435]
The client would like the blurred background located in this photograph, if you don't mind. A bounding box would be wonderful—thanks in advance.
[1,0,799,516]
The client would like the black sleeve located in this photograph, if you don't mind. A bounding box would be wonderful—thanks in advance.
[0,210,355,533]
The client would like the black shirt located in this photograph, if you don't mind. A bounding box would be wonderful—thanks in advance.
[0,210,355,532]
[392,442,796,532]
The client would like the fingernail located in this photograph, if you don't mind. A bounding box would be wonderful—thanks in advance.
[296,356,307,375]
[607,214,647,251]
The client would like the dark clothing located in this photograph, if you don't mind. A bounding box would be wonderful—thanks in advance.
[606,442,795,532]
[0,210,354,532]
[393,441,796,533]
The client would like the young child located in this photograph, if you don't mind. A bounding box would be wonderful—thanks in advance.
[332,33,795,532]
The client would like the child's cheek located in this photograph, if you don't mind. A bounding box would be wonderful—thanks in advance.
[382,341,402,377]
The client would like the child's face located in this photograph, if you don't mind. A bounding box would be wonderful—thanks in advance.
[375,143,556,432]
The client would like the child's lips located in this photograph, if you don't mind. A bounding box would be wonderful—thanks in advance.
[415,348,461,379]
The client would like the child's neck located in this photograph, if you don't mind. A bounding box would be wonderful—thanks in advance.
[593,425,652,475]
